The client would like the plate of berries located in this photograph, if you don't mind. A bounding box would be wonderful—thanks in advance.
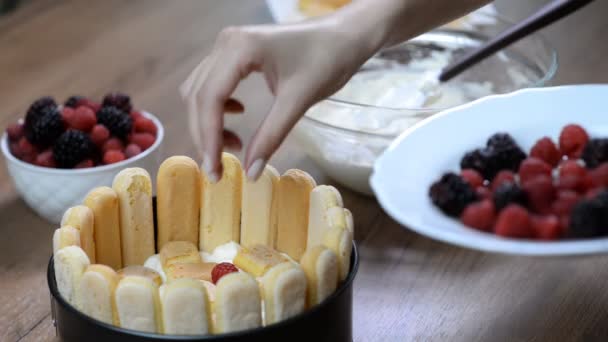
[370,84,608,256]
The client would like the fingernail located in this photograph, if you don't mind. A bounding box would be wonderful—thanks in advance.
[179,82,191,99]
[203,155,219,183]
[246,159,266,181]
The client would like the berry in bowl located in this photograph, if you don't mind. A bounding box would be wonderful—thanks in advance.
[370,85,608,256]
[1,93,163,224]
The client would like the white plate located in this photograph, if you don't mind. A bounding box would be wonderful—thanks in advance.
[370,85,608,256]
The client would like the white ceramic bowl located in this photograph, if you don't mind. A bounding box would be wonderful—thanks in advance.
[1,111,164,224]
[370,84,608,256]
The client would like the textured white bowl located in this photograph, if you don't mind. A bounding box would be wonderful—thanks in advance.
[1,111,164,224]
[371,84,608,256]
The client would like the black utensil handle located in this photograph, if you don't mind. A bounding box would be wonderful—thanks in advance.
[439,0,595,82]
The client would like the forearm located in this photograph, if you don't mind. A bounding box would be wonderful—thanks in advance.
[331,0,491,56]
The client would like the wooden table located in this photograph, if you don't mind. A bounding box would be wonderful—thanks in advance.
[1,1,608,341]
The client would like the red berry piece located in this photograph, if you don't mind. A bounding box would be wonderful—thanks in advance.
[131,133,155,151]
[530,137,561,167]
[559,124,589,158]
[518,157,552,184]
[61,107,75,124]
[558,160,586,178]
[551,190,579,217]
[65,106,97,132]
[75,159,94,168]
[530,214,561,240]
[585,187,606,199]
[494,204,533,239]
[211,262,239,284]
[124,143,142,158]
[491,170,516,191]
[522,175,555,214]
[77,98,101,113]
[9,141,22,158]
[102,137,124,153]
[556,175,585,193]
[35,150,56,168]
[103,150,126,164]
[134,117,157,136]
[130,110,144,121]
[460,199,495,232]
[6,122,24,141]
[21,153,37,164]
[90,124,111,147]
[18,136,37,156]
[476,186,492,200]
[589,163,608,188]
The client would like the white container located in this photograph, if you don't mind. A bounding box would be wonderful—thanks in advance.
[1,111,164,224]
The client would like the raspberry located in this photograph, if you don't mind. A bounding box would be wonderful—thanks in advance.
[559,160,586,178]
[211,262,239,284]
[75,159,94,168]
[134,117,157,136]
[490,170,516,191]
[556,175,586,193]
[18,136,37,156]
[530,137,561,167]
[9,141,22,158]
[581,138,608,169]
[53,130,94,168]
[493,183,527,211]
[61,107,75,123]
[90,124,110,147]
[476,186,492,200]
[102,93,132,113]
[130,110,144,121]
[35,150,56,168]
[460,199,495,232]
[64,106,97,132]
[522,175,555,214]
[588,163,608,187]
[530,214,561,240]
[21,152,37,164]
[429,173,478,217]
[130,133,155,151]
[64,95,85,108]
[494,204,533,238]
[460,169,484,188]
[124,143,142,158]
[551,190,579,217]
[97,106,132,140]
[518,157,552,184]
[102,137,124,153]
[559,124,589,158]
[76,98,101,113]
[6,122,24,141]
[103,150,126,165]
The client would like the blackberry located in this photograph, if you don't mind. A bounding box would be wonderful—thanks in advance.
[64,95,84,108]
[460,148,494,180]
[581,138,608,168]
[53,130,94,168]
[97,106,133,140]
[568,198,608,238]
[429,172,478,217]
[24,106,64,147]
[493,183,527,211]
[486,133,526,173]
[486,133,517,150]
[102,93,132,113]
[25,96,57,130]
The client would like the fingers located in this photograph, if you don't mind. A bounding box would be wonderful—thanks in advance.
[245,85,312,181]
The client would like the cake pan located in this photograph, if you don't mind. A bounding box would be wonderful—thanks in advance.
[47,243,358,342]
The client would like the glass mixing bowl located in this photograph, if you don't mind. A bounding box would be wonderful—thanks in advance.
[294,14,558,196]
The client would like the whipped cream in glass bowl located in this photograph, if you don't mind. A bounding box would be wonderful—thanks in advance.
[294,15,557,195]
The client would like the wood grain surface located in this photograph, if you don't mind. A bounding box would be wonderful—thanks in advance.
[1,1,608,341]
